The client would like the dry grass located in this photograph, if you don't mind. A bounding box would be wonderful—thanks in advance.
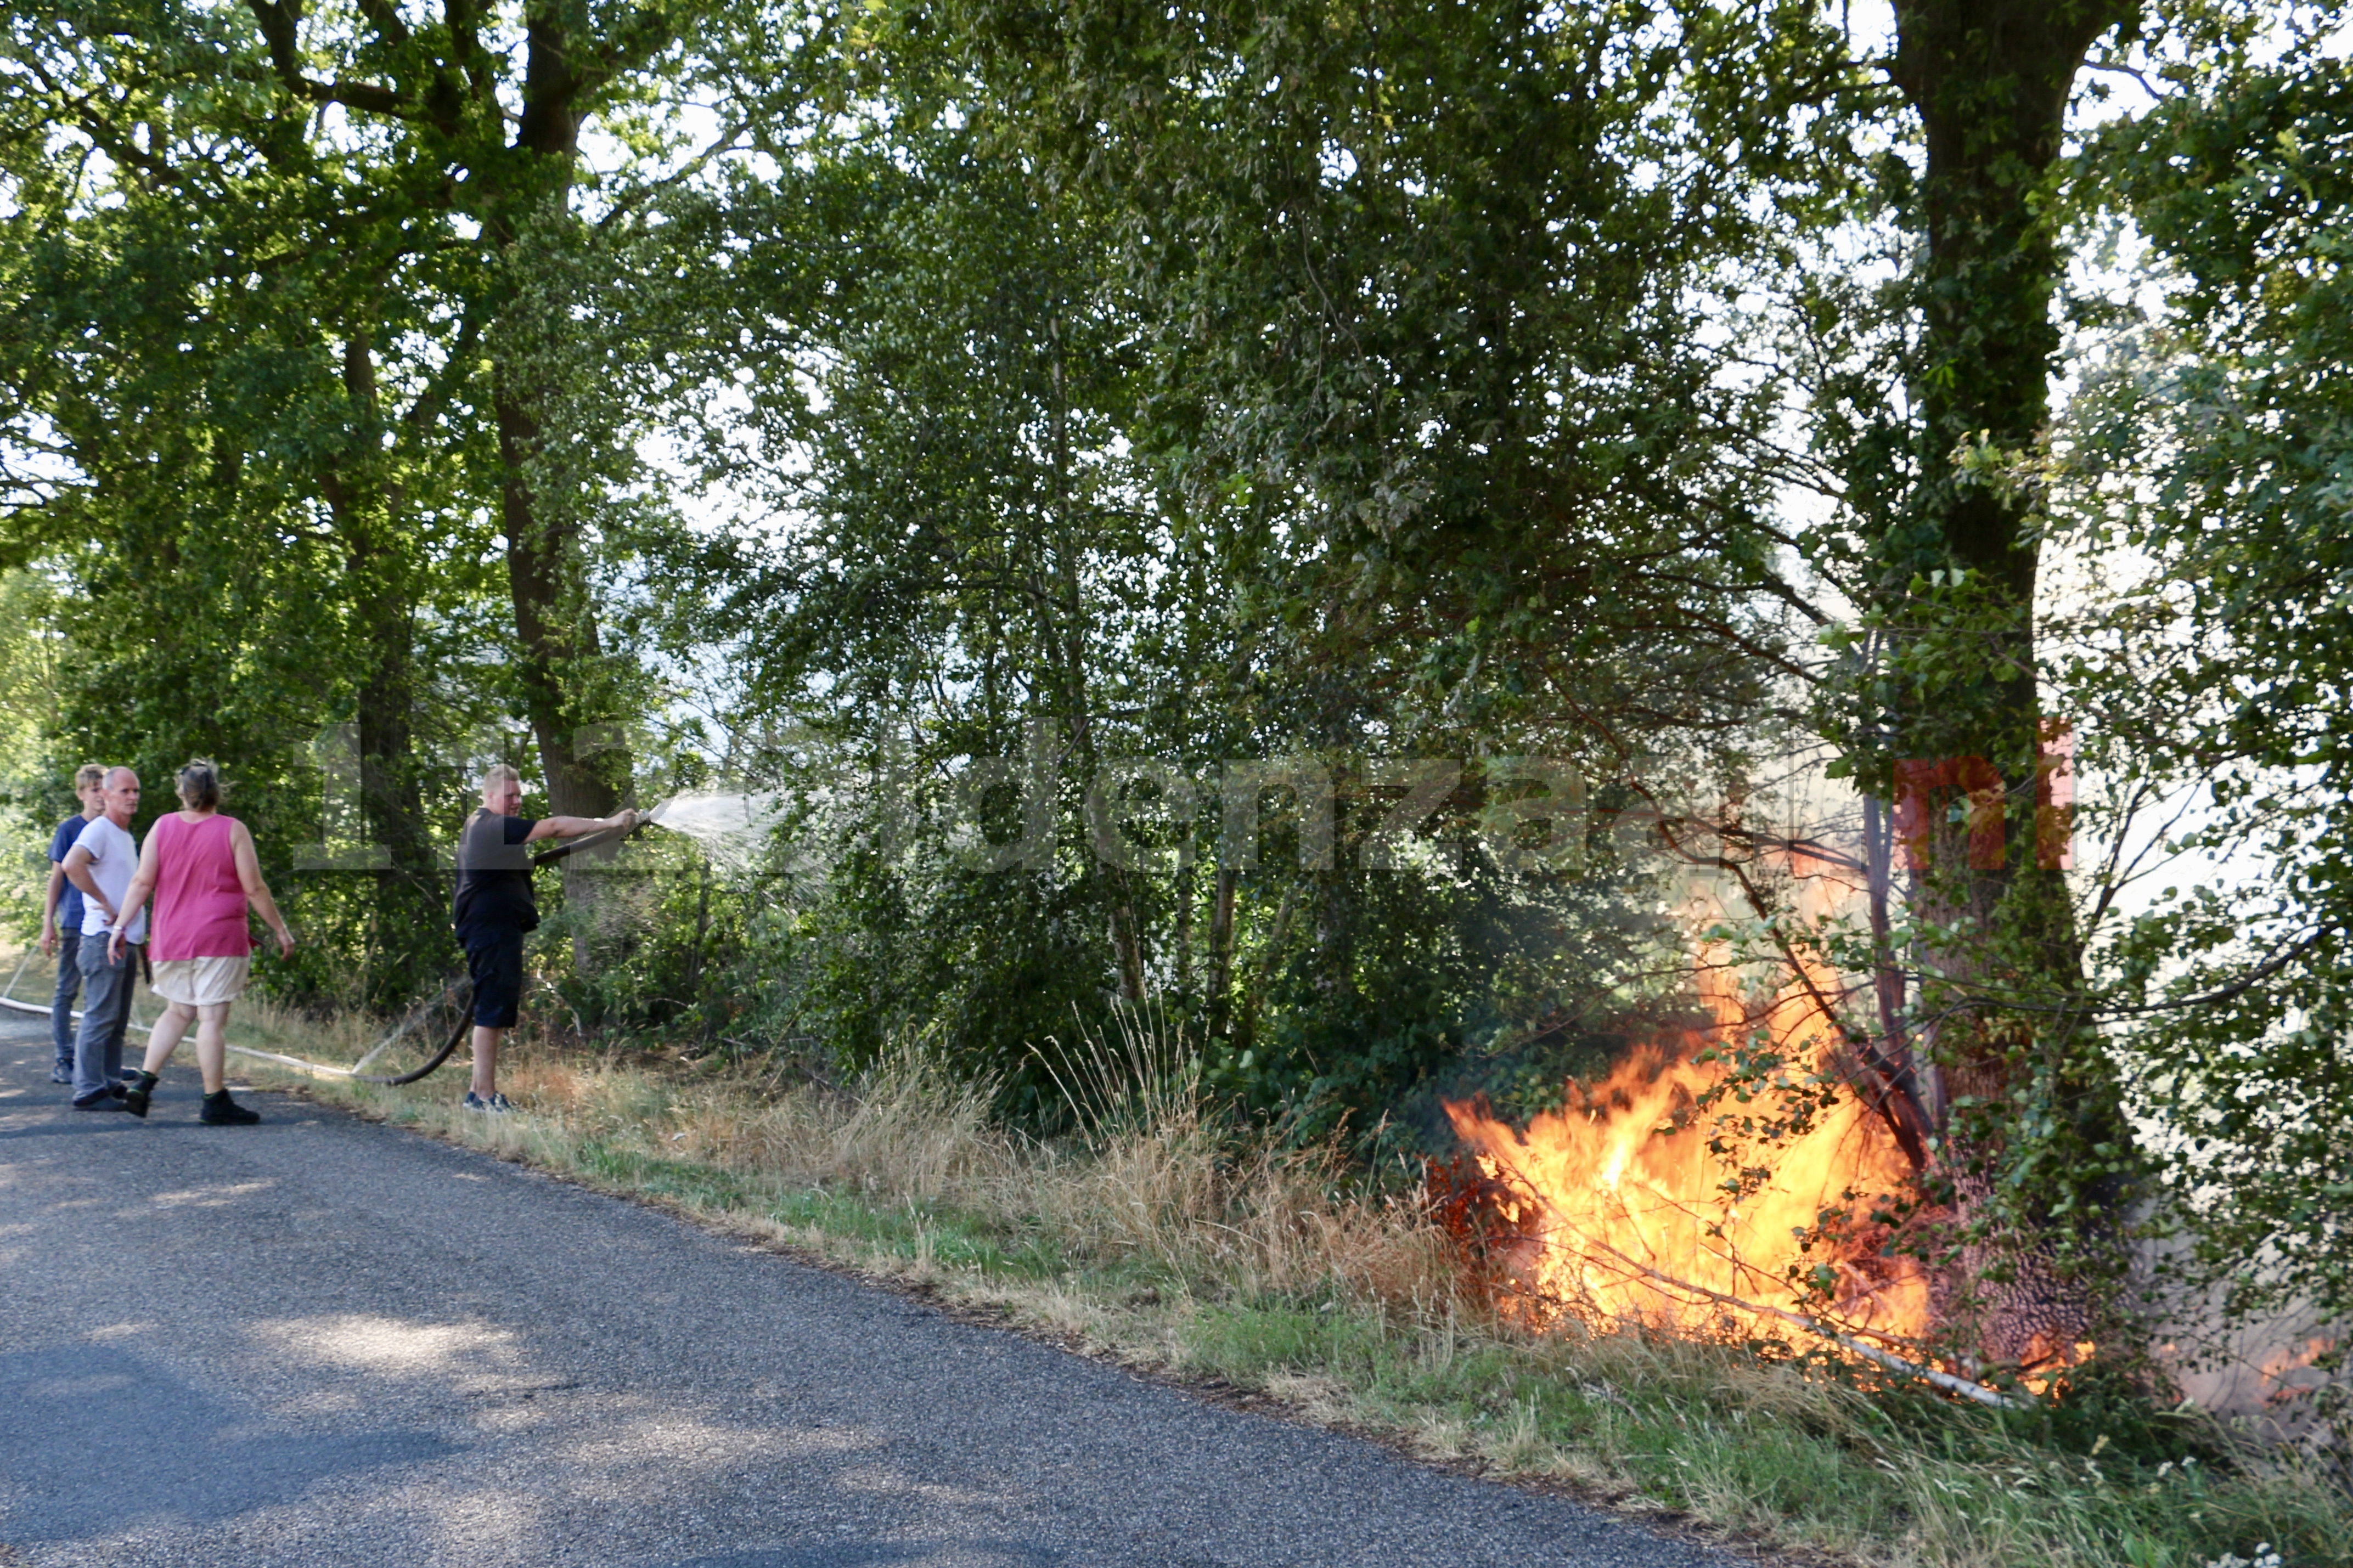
[483,1026,1455,1322]
[205,1001,2346,1568]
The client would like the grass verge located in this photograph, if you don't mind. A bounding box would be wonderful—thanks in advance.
[214,1008,2344,1568]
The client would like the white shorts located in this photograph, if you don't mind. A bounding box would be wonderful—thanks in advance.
[150,955,251,1007]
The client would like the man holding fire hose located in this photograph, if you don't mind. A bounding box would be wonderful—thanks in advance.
[452,764,639,1113]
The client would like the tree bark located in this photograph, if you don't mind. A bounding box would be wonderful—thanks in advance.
[1208,865,1238,1041]
[1039,312,1145,1002]
[324,325,442,1002]
[483,10,627,826]
[494,385,621,822]
[1879,0,2141,1366]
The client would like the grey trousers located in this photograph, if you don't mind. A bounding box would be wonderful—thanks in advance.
[50,935,83,1070]
[72,933,138,1103]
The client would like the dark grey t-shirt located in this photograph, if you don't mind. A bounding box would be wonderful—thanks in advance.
[453,810,539,936]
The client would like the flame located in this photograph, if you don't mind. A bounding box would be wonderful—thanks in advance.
[1442,966,1929,1348]
[2018,1340,2099,1396]
[2256,1336,2338,1406]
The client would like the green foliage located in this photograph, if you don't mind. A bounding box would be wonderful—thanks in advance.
[0,0,707,1004]
[951,0,1815,745]
[2059,31,2353,1363]
[0,570,68,936]
[575,0,1836,1140]
[572,57,1709,1133]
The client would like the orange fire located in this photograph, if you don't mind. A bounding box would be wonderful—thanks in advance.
[1443,968,1929,1349]
[2258,1336,2339,1406]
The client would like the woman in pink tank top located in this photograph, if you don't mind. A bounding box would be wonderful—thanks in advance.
[108,760,297,1124]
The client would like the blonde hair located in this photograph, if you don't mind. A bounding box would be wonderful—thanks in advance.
[74,763,105,792]
[480,763,522,793]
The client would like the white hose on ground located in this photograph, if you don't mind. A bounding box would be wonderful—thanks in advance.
[0,963,151,1036]
[1,951,434,1079]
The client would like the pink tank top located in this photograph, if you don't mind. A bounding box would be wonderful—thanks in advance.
[149,813,252,961]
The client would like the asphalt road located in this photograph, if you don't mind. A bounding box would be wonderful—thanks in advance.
[0,1013,1728,1567]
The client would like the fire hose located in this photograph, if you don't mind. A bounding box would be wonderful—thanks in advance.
[1,944,476,1085]
[2,811,657,1086]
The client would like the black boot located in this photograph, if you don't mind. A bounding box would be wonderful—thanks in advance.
[199,1090,260,1126]
[121,1070,159,1119]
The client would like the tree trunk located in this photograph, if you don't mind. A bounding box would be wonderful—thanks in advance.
[494,383,621,823]
[1208,865,1238,1042]
[1309,782,1358,1012]
[479,10,635,973]
[484,15,626,819]
[1880,0,2141,1366]
[325,326,442,1003]
[1040,312,1145,1002]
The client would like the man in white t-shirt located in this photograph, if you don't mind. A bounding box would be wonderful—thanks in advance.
[60,768,148,1109]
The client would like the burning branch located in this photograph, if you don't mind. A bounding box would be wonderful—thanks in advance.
[1543,1232,2023,1411]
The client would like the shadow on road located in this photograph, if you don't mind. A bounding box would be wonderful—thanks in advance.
[0,1343,464,1543]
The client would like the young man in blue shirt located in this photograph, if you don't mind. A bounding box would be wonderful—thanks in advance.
[38,764,108,1085]
[60,768,147,1109]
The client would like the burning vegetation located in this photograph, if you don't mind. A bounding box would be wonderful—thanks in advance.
[1437,960,1927,1330]
[1427,950,2108,1405]
[1439,1042,1928,1347]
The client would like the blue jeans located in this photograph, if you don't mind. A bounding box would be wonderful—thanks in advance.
[72,933,138,1103]
[50,936,83,1070]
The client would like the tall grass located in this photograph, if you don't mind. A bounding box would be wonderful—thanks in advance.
[220,1002,2348,1568]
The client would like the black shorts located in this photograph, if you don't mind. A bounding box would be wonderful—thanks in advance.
[459,926,526,1030]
